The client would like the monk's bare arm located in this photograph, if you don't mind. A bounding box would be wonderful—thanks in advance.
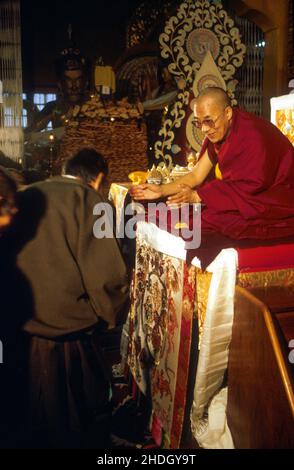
[160,150,212,194]
[130,150,213,201]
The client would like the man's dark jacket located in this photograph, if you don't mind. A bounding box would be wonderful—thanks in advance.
[9,176,129,338]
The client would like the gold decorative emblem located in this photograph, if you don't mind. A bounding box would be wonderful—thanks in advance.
[186,29,220,63]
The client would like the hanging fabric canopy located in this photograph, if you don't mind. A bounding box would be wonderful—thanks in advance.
[0,0,23,163]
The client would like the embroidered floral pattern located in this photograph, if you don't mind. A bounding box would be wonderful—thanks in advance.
[127,235,197,448]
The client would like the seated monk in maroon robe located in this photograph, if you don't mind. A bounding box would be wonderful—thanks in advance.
[130,87,294,240]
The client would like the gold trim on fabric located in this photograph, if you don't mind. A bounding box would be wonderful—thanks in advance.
[195,270,213,348]
[237,268,294,289]
[192,268,294,350]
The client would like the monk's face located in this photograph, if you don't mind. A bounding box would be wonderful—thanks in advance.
[194,97,233,144]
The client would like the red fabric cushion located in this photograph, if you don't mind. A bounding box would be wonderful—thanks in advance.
[237,243,294,272]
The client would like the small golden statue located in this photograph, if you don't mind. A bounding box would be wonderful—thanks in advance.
[147,164,162,184]
[159,163,171,183]
[187,152,196,170]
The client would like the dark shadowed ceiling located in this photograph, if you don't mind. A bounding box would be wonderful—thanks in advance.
[21,0,144,91]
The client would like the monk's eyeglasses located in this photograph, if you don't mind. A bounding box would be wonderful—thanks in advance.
[192,108,227,130]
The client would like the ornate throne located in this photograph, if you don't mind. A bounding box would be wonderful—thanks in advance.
[154,0,246,168]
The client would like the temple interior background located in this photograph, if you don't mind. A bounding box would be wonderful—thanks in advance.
[11,0,294,176]
[0,0,294,452]
[20,0,294,113]
[21,0,143,90]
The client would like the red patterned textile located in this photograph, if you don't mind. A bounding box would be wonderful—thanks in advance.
[127,236,197,448]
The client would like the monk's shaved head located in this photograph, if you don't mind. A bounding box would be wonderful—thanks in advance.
[196,87,231,109]
[193,87,233,144]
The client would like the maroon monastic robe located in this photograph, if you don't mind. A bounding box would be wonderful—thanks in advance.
[197,108,294,239]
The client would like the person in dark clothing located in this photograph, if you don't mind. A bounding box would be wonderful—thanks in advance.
[0,165,32,447]
[2,149,129,448]
[0,166,18,231]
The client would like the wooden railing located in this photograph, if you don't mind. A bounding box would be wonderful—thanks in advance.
[227,286,294,448]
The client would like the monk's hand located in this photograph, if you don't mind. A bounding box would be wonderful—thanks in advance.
[129,183,163,201]
[167,185,201,206]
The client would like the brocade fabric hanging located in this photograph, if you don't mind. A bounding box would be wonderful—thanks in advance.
[0,0,23,162]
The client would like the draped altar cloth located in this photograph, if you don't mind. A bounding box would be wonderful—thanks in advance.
[126,221,237,448]
[190,248,237,449]
[124,220,294,448]
[126,222,198,448]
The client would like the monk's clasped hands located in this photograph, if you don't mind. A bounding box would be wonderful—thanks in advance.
[166,184,201,206]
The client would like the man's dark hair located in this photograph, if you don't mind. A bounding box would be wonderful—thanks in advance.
[62,148,108,184]
[0,166,17,216]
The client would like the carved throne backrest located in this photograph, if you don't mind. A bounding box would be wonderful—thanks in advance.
[155,0,246,168]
